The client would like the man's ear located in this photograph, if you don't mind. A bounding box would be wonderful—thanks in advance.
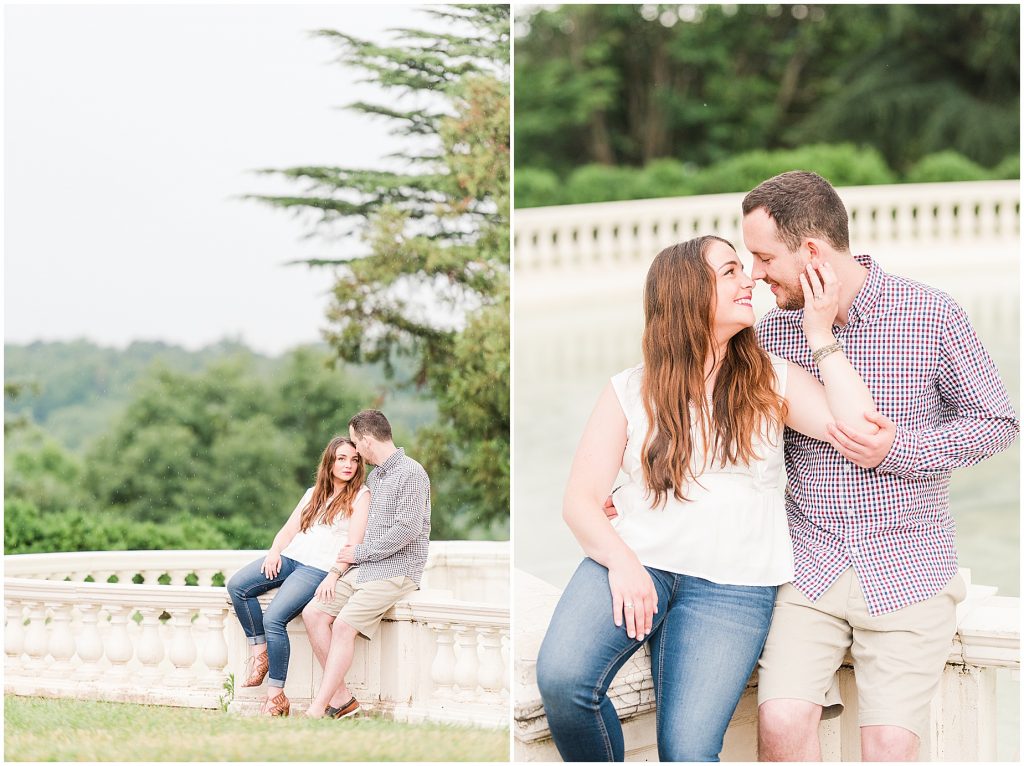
[805,239,823,267]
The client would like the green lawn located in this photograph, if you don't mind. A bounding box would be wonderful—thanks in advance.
[4,696,509,761]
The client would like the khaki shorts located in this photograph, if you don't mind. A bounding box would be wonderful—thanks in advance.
[312,569,418,640]
[757,567,966,740]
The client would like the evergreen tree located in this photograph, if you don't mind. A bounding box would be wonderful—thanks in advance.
[250,5,510,538]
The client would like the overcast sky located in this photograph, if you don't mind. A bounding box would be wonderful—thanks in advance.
[5,4,430,355]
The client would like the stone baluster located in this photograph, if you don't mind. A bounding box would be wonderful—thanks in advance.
[196,569,219,587]
[74,602,105,682]
[937,201,957,239]
[453,625,480,699]
[136,607,166,682]
[168,570,189,587]
[200,607,230,688]
[43,601,76,678]
[165,606,198,686]
[92,570,114,584]
[103,604,135,683]
[996,198,1018,236]
[5,599,26,675]
[477,626,504,695]
[115,569,136,585]
[22,602,49,673]
[428,622,456,699]
[141,569,165,586]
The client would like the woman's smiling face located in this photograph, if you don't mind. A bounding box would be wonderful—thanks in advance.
[706,239,756,339]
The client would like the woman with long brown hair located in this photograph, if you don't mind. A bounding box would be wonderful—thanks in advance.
[535,235,879,761]
[226,435,370,717]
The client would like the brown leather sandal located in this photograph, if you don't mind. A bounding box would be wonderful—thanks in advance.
[262,689,290,717]
[241,651,269,687]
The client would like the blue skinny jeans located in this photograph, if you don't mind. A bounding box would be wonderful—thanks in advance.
[226,555,328,688]
[536,557,776,762]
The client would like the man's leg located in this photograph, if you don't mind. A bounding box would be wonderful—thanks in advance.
[860,726,918,761]
[758,699,823,761]
[756,575,854,762]
[850,572,966,762]
[306,618,360,715]
[301,602,335,669]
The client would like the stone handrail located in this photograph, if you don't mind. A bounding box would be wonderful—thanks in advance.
[514,568,1019,761]
[514,180,1020,278]
[5,545,509,727]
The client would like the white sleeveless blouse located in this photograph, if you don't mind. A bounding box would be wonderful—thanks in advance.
[281,485,370,571]
[609,355,794,585]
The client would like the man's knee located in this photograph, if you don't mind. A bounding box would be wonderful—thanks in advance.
[302,604,331,629]
[758,698,821,741]
[861,725,919,761]
[331,617,359,639]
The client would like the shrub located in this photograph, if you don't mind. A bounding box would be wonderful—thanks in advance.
[563,163,643,204]
[906,151,988,183]
[993,154,1020,180]
[691,144,897,194]
[514,167,561,208]
[634,158,697,199]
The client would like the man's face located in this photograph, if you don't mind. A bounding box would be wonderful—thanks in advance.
[348,426,372,463]
[742,207,807,310]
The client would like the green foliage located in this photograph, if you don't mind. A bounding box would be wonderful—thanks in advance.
[689,144,897,195]
[512,167,562,210]
[515,5,1019,174]
[516,144,899,207]
[251,6,510,537]
[906,151,989,184]
[994,155,1020,180]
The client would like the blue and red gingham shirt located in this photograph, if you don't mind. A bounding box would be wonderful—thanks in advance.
[757,255,1018,615]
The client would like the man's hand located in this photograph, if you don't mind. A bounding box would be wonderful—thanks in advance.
[335,545,357,565]
[602,494,618,520]
[826,411,897,469]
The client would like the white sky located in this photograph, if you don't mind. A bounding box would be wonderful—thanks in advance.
[5,4,433,355]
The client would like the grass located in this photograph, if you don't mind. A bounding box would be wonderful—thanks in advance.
[4,696,509,761]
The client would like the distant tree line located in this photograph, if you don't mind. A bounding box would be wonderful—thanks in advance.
[515,4,1019,206]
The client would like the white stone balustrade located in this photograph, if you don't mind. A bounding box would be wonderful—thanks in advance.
[514,569,1020,762]
[5,543,510,727]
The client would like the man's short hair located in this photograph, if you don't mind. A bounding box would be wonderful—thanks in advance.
[349,409,392,442]
[742,170,850,253]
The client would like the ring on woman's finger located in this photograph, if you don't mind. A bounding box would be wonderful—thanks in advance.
[624,603,635,609]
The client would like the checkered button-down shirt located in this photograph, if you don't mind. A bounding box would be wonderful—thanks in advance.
[353,448,431,586]
[757,255,1018,615]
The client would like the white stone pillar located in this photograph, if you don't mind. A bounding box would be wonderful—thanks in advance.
[477,626,504,695]
[166,607,198,686]
[135,607,166,683]
[43,601,76,678]
[5,599,26,676]
[73,602,105,682]
[453,625,480,700]
[22,602,49,673]
[103,604,135,683]
[200,607,230,689]
[429,622,456,699]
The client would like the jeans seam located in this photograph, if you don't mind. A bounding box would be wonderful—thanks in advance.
[593,639,641,760]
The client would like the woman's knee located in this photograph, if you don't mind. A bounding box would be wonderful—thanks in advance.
[536,637,591,706]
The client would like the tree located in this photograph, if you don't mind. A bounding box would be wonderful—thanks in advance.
[250,5,510,537]
[515,4,1019,174]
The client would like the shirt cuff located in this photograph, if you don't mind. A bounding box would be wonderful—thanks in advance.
[875,425,919,477]
[353,543,369,563]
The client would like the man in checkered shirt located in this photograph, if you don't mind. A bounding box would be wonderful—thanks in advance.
[744,172,1018,761]
[301,409,431,719]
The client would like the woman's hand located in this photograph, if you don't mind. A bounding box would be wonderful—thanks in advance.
[800,262,840,348]
[260,551,282,579]
[607,553,658,641]
[315,572,340,603]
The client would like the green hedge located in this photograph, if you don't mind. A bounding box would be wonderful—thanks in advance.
[515,145,1019,208]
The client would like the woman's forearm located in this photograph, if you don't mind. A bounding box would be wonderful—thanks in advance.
[563,495,639,569]
[807,332,878,432]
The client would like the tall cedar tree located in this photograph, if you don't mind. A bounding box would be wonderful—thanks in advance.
[250,5,509,538]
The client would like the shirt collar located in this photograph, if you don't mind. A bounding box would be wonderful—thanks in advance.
[375,447,406,475]
[846,254,885,325]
